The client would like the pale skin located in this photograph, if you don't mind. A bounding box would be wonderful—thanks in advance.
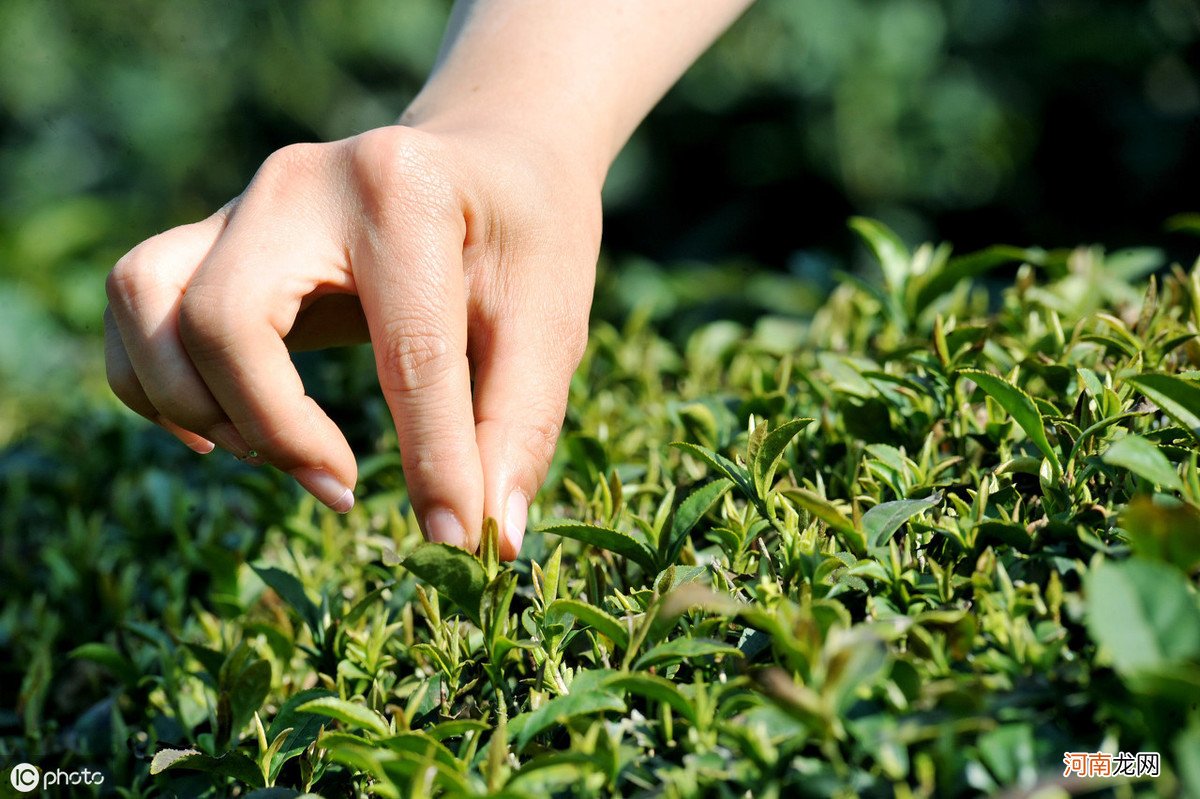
[104,0,754,560]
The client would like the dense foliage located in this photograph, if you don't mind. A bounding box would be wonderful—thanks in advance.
[4,221,1200,797]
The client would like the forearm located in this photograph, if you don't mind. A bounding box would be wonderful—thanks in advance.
[401,0,753,181]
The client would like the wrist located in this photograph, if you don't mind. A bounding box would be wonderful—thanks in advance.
[398,98,612,194]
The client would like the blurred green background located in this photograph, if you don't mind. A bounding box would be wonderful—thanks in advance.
[1,0,1199,438]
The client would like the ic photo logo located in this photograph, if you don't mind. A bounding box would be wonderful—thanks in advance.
[9,763,39,793]
[7,763,104,793]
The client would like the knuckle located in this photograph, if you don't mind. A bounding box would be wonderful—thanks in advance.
[518,413,563,471]
[106,250,151,305]
[247,143,324,203]
[350,127,457,221]
[378,324,457,396]
[260,142,321,179]
[403,443,463,485]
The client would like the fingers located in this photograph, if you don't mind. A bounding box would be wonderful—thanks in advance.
[104,306,216,454]
[104,215,255,456]
[472,301,590,560]
[356,215,485,552]
[178,195,358,512]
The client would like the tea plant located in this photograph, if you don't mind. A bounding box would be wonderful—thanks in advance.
[3,220,1200,797]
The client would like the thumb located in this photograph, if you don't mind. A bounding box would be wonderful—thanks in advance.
[472,309,589,560]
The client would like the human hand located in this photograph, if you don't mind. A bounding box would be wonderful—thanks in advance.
[104,124,601,559]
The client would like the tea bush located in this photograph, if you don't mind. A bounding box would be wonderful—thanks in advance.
[3,220,1200,798]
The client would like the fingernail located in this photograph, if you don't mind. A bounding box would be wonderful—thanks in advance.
[426,508,467,549]
[186,438,217,455]
[156,417,216,454]
[505,490,528,556]
[290,467,354,513]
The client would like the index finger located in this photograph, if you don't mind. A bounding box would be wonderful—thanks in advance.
[178,219,359,512]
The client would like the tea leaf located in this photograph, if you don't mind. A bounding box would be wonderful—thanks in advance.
[604,673,698,724]
[670,441,754,497]
[862,491,942,549]
[634,637,743,670]
[1085,559,1200,676]
[959,369,1062,476]
[266,688,336,780]
[547,599,630,649]
[782,488,866,555]
[228,658,272,740]
[402,543,487,626]
[1126,373,1200,442]
[1102,434,1184,492]
[751,417,815,499]
[850,216,909,294]
[69,643,137,686]
[252,564,322,634]
[665,478,733,564]
[512,687,625,751]
[537,520,657,572]
[1120,496,1200,573]
[149,748,265,787]
[295,697,391,738]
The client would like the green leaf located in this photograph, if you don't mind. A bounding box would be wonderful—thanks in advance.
[378,731,461,772]
[69,642,137,686]
[821,629,890,714]
[975,724,1037,789]
[512,687,625,751]
[426,719,490,741]
[252,564,322,634]
[1167,212,1200,235]
[751,418,815,499]
[781,488,866,556]
[343,581,396,628]
[1085,559,1200,676]
[914,245,1045,312]
[604,673,697,724]
[402,543,487,626]
[1126,373,1200,443]
[1175,718,1200,799]
[1102,434,1184,492]
[228,658,272,739]
[665,478,733,564]
[149,748,265,787]
[862,491,942,549]
[266,688,335,780]
[669,442,754,497]
[295,697,390,738]
[481,570,518,644]
[1120,496,1200,573]
[634,637,743,670]
[850,217,909,294]
[536,520,657,572]
[959,370,1062,476]
[546,599,630,649]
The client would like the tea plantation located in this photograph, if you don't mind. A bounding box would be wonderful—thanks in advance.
[3,221,1200,797]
